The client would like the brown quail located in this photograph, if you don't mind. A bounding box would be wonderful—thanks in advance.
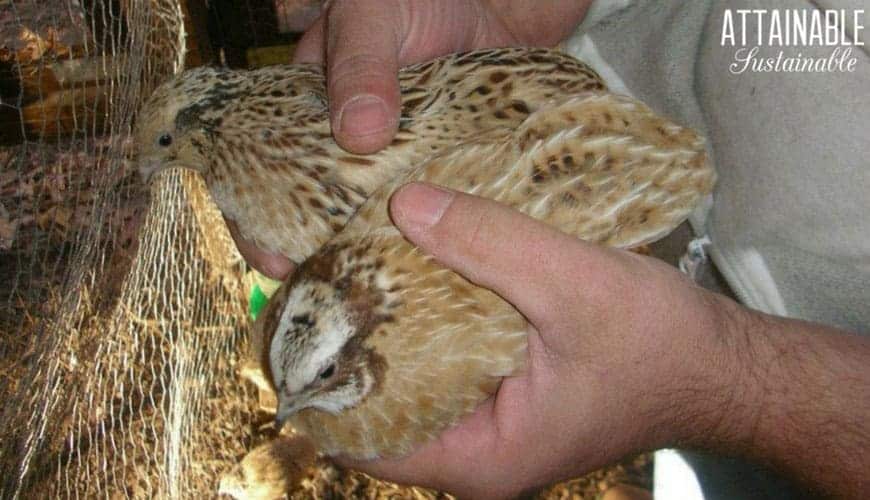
[255,91,714,459]
[134,48,607,264]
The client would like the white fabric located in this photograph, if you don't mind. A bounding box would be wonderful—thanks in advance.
[653,450,705,500]
[568,1,870,333]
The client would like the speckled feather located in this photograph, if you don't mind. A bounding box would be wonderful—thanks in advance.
[256,89,715,459]
[135,47,606,263]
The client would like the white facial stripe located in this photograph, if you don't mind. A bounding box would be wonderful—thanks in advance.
[300,301,355,384]
[269,290,297,391]
[270,283,321,392]
[270,282,356,395]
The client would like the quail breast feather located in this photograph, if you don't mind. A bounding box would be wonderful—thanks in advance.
[257,86,715,459]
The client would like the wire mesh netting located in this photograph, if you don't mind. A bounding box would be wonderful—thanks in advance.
[0,1,261,497]
[0,1,651,498]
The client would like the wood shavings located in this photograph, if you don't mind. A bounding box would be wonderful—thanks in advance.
[0,0,85,63]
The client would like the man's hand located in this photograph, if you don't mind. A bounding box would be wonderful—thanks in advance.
[339,182,745,498]
[295,0,590,154]
[335,182,870,499]
[229,0,591,277]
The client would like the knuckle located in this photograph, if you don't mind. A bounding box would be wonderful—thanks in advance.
[326,54,398,106]
[441,196,497,266]
[462,208,491,261]
[329,53,394,84]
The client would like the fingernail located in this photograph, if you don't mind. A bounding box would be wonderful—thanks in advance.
[393,183,455,229]
[336,95,390,136]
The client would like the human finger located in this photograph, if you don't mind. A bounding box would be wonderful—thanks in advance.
[292,14,326,63]
[323,0,404,153]
[224,217,295,280]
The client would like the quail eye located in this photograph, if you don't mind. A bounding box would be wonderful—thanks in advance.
[158,133,173,147]
[319,364,335,380]
[292,314,315,328]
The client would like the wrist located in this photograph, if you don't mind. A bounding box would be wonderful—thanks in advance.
[635,291,768,454]
[660,296,870,497]
[679,296,771,452]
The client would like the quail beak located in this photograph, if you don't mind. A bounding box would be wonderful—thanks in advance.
[137,157,164,183]
[137,162,153,182]
[275,393,306,429]
[137,157,196,183]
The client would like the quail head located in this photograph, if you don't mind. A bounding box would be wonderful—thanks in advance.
[134,48,606,264]
[254,90,715,459]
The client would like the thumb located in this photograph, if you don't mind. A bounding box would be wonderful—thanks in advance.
[389,182,595,328]
[324,0,403,154]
